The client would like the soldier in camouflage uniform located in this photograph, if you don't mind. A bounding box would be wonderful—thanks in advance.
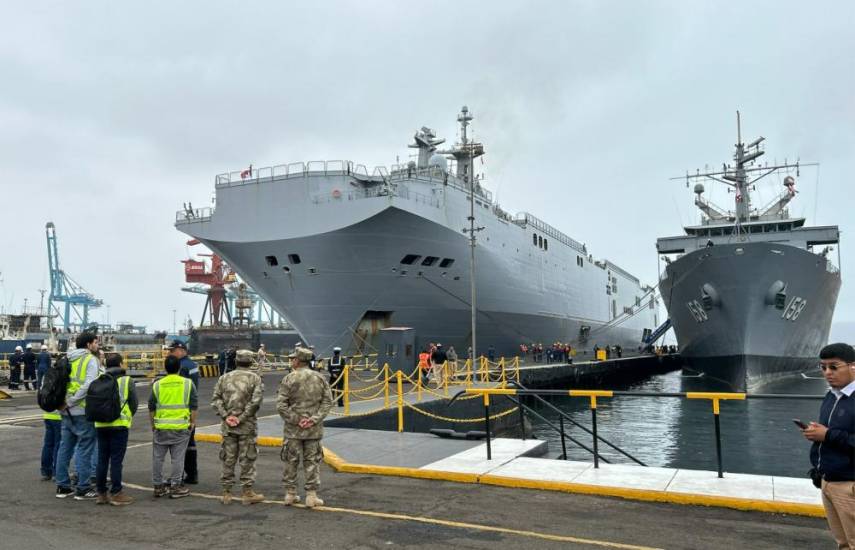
[276,347,332,507]
[211,349,265,505]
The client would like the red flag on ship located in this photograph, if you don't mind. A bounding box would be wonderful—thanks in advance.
[240,164,253,179]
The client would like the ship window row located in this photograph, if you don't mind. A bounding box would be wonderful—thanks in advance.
[264,254,301,267]
[400,255,455,268]
[576,256,584,268]
[532,233,548,251]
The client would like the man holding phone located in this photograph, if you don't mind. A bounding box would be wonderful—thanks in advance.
[802,342,855,548]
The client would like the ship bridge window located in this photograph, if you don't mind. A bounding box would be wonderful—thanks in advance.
[577,256,584,267]
[544,239,548,251]
[265,255,278,267]
[533,233,537,246]
[439,258,455,268]
[288,254,302,265]
[421,256,439,266]
[538,236,543,248]
[400,254,421,265]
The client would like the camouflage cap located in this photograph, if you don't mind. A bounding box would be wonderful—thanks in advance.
[235,349,255,365]
[288,347,313,363]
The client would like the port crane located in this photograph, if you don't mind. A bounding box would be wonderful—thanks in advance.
[46,222,103,331]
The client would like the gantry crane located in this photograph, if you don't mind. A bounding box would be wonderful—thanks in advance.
[46,222,103,331]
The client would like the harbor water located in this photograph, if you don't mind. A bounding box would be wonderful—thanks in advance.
[526,368,828,478]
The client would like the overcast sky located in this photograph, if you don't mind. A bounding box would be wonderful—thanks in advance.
[1,1,853,334]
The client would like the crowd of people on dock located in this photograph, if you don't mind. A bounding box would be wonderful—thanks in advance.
[35,332,332,508]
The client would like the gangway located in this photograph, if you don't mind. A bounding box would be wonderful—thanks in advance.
[643,319,672,345]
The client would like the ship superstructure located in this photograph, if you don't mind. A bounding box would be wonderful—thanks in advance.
[176,107,658,358]
[657,113,841,390]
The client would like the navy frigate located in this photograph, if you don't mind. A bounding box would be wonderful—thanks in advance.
[656,114,841,391]
[176,107,658,357]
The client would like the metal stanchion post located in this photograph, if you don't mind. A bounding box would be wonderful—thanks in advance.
[417,366,423,402]
[396,370,404,432]
[384,364,390,409]
[518,397,526,441]
[466,359,472,388]
[443,361,449,396]
[559,415,567,460]
[713,399,723,478]
[343,365,350,415]
[591,397,600,469]
[483,393,492,460]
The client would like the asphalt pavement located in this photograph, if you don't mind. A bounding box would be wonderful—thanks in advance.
[0,373,834,549]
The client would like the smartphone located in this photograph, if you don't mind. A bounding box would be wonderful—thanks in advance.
[792,419,808,429]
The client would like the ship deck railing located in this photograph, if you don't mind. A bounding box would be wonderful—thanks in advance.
[511,212,587,254]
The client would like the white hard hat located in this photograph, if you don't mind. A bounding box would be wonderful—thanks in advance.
[15,345,23,351]
[25,343,32,349]
[333,347,342,352]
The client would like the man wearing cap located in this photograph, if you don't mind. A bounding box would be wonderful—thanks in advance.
[430,343,448,389]
[277,347,332,507]
[8,346,23,390]
[168,340,200,485]
[327,347,346,407]
[22,343,37,391]
[211,350,265,505]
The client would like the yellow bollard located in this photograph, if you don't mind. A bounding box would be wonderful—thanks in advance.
[466,358,472,388]
[343,365,350,415]
[384,364,390,409]
[396,370,404,432]
[515,356,521,382]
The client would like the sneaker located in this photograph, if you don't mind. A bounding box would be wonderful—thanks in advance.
[55,486,74,499]
[74,488,98,501]
[169,484,190,499]
[109,492,134,506]
[153,484,168,498]
[95,493,110,505]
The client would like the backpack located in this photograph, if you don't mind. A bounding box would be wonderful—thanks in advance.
[37,355,70,412]
[85,372,122,423]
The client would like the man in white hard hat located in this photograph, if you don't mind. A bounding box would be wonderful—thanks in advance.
[8,346,24,390]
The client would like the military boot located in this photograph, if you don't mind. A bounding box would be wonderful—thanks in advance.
[305,491,324,508]
[283,490,301,506]
[222,489,232,505]
[242,488,264,506]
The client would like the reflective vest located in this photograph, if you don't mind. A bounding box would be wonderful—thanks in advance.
[43,411,62,421]
[94,376,133,429]
[67,354,94,408]
[152,374,192,430]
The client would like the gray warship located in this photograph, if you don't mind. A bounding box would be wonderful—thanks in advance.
[656,114,841,390]
[176,107,658,357]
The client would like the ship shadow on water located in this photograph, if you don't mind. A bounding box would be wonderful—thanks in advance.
[526,355,828,478]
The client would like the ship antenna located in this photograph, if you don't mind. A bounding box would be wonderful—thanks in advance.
[736,110,742,146]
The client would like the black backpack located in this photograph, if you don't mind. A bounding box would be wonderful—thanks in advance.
[85,373,122,423]
[37,355,70,412]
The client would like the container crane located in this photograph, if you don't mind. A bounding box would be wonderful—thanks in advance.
[46,222,103,331]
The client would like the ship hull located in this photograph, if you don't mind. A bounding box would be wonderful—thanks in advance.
[189,206,655,357]
[660,242,841,391]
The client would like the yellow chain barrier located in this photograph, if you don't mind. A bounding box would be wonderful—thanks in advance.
[403,400,519,423]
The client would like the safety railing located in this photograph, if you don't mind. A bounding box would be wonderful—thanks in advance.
[461,387,824,477]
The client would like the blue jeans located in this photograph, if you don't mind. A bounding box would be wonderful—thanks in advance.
[96,428,129,494]
[41,419,62,477]
[56,414,96,491]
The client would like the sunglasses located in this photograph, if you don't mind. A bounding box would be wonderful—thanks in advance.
[819,363,851,371]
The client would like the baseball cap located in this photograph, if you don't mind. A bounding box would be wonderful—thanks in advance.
[168,340,188,351]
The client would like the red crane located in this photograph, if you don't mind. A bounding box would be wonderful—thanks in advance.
[182,239,237,326]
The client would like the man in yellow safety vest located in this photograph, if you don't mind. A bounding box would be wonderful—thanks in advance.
[149,355,197,499]
[94,353,138,505]
[55,332,102,500]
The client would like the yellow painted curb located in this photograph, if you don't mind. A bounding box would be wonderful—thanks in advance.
[196,434,824,517]
[478,474,825,518]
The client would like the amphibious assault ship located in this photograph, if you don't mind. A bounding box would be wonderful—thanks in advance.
[656,114,841,390]
[176,107,658,357]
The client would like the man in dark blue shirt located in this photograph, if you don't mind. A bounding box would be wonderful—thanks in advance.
[168,341,200,484]
[803,342,855,548]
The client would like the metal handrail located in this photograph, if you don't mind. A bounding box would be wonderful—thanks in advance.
[465,385,824,476]
[502,393,611,464]
[509,381,646,466]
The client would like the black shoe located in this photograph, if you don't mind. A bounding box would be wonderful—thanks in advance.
[183,476,198,485]
[74,488,98,501]
[56,486,74,499]
[41,474,53,481]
